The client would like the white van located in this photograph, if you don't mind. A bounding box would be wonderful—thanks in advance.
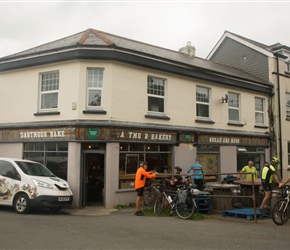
[0,157,73,214]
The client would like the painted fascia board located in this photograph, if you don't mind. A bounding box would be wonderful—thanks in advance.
[207,32,273,59]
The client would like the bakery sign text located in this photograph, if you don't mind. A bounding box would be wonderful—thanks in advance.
[209,137,240,144]
[119,131,173,141]
[19,130,65,139]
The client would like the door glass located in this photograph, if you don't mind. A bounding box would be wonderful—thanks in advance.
[83,153,105,206]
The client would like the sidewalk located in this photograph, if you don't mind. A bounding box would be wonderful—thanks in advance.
[62,206,135,216]
[62,206,272,224]
[62,206,119,216]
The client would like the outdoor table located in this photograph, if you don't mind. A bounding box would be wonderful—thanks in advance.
[234,179,263,207]
[205,183,240,211]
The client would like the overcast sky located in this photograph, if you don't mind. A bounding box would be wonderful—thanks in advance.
[1,1,290,59]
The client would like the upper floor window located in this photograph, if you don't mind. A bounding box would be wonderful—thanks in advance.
[147,76,165,113]
[40,71,59,110]
[288,141,290,165]
[87,68,104,108]
[228,92,240,122]
[196,86,210,118]
[286,61,290,72]
[255,97,265,124]
[286,93,290,118]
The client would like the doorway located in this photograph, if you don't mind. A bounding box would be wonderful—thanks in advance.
[82,151,105,207]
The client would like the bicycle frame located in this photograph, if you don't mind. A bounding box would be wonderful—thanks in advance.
[272,185,290,225]
[154,182,197,219]
[277,195,289,213]
[144,180,162,206]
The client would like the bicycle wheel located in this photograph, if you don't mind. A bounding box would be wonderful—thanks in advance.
[154,194,165,216]
[272,198,290,225]
[144,187,157,206]
[175,196,195,219]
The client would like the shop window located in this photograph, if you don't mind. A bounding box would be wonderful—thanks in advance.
[39,71,59,110]
[23,142,68,180]
[82,143,106,150]
[146,144,158,151]
[160,144,171,152]
[147,76,165,113]
[47,142,57,151]
[87,68,104,108]
[35,142,45,151]
[120,143,128,151]
[129,143,144,151]
[119,143,172,189]
[196,86,210,118]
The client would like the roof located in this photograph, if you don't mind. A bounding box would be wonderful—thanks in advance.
[207,30,290,59]
[0,28,269,86]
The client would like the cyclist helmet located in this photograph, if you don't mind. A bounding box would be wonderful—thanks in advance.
[175,166,182,172]
[272,157,280,163]
[140,161,148,166]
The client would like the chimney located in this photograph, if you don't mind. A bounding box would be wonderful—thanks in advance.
[179,41,196,57]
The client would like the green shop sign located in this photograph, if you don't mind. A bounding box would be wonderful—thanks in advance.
[184,133,191,142]
[88,128,99,139]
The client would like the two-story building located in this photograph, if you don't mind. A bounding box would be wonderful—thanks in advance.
[0,28,272,209]
[207,31,290,179]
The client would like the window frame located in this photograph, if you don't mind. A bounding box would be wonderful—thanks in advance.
[286,61,290,72]
[196,86,210,119]
[147,76,166,114]
[87,68,104,109]
[228,92,240,122]
[286,93,290,118]
[288,141,290,166]
[255,97,265,125]
[39,71,59,111]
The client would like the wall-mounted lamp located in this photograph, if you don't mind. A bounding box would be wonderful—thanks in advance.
[221,94,228,103]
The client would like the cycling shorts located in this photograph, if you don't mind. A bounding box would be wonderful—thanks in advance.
[262,181,272,192]
[136,187,145,196]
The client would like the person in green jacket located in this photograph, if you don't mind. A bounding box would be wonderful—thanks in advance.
[238,160,258,182]
[260,157,281,211]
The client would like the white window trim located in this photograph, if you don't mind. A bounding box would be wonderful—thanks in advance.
[228,92,240,122]
[196,86,210,119]
[147,76,166,114]
[255,97,265,125]
[39,71,59,111]
[87,68,104,109]
[286,93,290,118]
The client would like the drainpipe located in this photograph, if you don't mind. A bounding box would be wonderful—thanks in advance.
[274,52,287,179]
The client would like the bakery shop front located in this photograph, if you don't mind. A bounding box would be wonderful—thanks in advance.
[0,127,269,208]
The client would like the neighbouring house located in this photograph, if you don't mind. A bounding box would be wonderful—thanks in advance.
[207,30,290,179]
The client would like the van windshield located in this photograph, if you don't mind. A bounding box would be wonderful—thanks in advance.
[15,161,56,177]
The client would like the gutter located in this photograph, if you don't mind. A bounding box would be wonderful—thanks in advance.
[274,52,287,178]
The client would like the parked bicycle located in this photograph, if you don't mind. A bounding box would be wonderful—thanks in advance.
[154,179,197,219]
[272,185,290,225]
[144,179,161,206]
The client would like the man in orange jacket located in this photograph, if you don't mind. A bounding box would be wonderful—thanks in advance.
[135,161,157,216]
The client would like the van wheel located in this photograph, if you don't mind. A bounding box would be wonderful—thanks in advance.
[14,193,31,214]
[50,207,62,213]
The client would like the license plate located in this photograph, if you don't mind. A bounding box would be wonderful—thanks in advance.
[58,197,70,201]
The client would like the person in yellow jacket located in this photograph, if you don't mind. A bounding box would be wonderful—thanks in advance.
[134,161,157,216]
[238,160,258,182]
[260,157,281,212]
